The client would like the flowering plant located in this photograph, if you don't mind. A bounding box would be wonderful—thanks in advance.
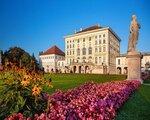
[5,80,140,120]
[0,67,52,119]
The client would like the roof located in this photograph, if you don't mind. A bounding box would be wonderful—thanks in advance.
[64,25,121,42]
[76,25,101,34]
[40,45,65,56]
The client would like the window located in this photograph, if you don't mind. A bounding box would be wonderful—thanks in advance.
[82,56,86,59]
[70,44,71,48]
[88,47,92,54]
[99,47,101,52]
[70,51,71,55]
[89,37,91,41]
[89,56,92,59]
[77,48,80,56]
[95,40,97,45]
[103,46,106,52]
[118,59,120,65]
[73,51,74,55]
[77,57,80,63]
[89,56,92,62]
[73,44,74,48]
[95,57,97,64]
[77,39,79,43]
[67,41,69,43]
[103,34,105,37]
[99,57,102,64]
[103,39,106,44]
[95,36,97,39]
[82,48,86,55]
[103,56,106,63]
[95,48,98,53]
[82,57,86,63]
[58,62,60,66]
[99,39,101,44]
[67,51,69,55]
[99,35,101,38]
[83,38,85,42]
[67,45,69,49]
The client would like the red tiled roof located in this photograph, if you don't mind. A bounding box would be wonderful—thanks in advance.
[41,45,65,56]
[76,25,101,33]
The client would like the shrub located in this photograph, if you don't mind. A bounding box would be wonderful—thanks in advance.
[0,67,52,119]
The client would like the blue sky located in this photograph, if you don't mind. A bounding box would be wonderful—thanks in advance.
[0,0,150,57]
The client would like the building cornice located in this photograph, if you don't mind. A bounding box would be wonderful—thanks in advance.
[64,27,121,42]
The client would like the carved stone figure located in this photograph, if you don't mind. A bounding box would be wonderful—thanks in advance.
[128,15,140,52]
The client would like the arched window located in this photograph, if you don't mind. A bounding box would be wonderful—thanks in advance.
[82,57,86,63]
[88,47,92,54]
[89,56,92,62]
[77,48,80,56]
[82,48,86,55]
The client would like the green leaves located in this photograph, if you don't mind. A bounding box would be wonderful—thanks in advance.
[0,69,48,119]
[2,46,40,71]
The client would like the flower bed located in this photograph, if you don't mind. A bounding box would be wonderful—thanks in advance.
[5,80,141,120]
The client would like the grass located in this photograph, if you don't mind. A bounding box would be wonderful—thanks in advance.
[144,77,150,84]
[116,84,150,120]
[43,73,126,94]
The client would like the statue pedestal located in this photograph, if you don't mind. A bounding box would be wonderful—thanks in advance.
[126,51,143,83]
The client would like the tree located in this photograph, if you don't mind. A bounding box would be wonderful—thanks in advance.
[3,47,40,72]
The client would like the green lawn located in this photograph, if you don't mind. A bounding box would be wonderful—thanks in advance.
[116,84,150,120]
[44,73,126,94]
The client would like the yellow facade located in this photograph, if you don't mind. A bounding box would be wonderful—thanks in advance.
[64,25,120,74]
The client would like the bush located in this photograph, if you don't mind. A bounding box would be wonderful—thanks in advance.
[0,67,52,119]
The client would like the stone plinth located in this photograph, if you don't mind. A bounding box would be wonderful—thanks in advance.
[126,51,143,83]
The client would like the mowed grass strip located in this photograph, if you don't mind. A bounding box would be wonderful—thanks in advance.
[116,84,150,120]
[44,73,126,94]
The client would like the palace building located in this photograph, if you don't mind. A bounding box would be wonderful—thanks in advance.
[116,52,150,74]
[64,25,120,74]
[39,45,65,73]
[39,25,150,74]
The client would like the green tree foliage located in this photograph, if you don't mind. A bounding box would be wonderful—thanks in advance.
[2,47,40,71]
[0,67,52,119]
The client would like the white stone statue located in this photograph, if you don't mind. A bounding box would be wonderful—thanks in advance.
[128,15,140,52]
